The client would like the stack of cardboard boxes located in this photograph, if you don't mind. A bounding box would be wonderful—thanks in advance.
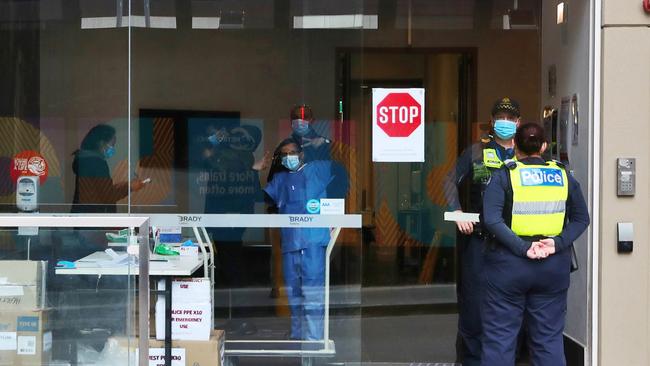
[119,277,224,366]
[0,261,51,366]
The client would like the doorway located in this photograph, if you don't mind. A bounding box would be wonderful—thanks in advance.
[337,48,475,362]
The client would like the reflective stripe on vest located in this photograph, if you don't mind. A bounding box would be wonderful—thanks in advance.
[483,148,503,169]
[509,161,568,236]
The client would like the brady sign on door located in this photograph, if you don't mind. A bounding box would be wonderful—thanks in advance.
[372,88,425,162]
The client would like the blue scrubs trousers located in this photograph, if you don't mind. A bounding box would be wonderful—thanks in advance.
[458,233,485,366]
[282,246,326,340]
[481,246,571,366]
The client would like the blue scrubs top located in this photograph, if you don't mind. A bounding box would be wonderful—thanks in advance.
[264,161,336,253]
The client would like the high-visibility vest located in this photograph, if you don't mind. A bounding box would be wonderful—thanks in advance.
[483,148,503,169]
[473,147,509,184]
[508,160,569,237]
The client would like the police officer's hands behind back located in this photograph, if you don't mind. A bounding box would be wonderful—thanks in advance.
[454,209,475,235]
[526,238,556,260]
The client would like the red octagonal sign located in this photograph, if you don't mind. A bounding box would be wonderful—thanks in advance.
[376,92,422,137]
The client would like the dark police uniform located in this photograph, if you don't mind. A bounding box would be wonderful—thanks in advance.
[443,136,514,366]
[481,157,590,366]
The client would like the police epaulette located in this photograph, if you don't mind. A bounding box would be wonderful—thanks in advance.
[504,159,517,169]
[548,159,565,168]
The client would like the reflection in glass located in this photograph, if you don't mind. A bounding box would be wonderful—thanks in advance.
[264,138,349,340]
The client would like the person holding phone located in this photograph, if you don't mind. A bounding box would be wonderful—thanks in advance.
[72,124,146,213]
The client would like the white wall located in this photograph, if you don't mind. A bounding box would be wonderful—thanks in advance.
[600,0,650,364]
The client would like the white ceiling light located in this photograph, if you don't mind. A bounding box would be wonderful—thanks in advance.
[293,14,377,29]
[191,1,246,30]
[291,0,378,30]
[80,0,176,29]
[556,2,567,24]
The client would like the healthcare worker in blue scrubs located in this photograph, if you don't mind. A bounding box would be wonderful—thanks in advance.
[443,97,519,365]
[481,122,589,366]
[264,138,348,340]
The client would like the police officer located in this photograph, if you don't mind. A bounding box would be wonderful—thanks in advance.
[443,97,520,365]
[481,123,589,366]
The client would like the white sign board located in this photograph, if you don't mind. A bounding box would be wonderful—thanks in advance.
[155,300,211,341]
[372,88,425,162]
[320,199,345,215]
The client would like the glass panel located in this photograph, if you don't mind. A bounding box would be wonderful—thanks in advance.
[0,0,130,214]
[0,224,141,365]
[131,0,364,364]
[352,0,541,363]
[2,0,549,364]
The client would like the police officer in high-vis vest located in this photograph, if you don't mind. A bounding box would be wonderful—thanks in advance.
[443,97,520,365]
[481,123,589,366]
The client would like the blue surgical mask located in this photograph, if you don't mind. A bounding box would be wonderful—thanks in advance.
[494,119,517,139]
[281,155,301,171]
[291,119,310,136]
[104,145,115,159]
[207,134,220,146]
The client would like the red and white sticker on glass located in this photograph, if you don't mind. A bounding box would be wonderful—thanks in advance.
[10,150,49,185]
[372,88,425,162]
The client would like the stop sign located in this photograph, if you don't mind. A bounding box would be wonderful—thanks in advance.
[376,93,422,137]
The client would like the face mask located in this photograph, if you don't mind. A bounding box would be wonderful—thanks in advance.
[291,119,310,136]
[494,119,517,139]
[281,155,301,171]
[207,134,220,146]
[104,145,115,159]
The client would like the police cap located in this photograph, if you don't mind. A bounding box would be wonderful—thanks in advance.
[491,97,521,117]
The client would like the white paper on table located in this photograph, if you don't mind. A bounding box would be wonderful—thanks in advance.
[97,249,136,267]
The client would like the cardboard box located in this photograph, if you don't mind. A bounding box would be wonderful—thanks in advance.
[115,330,225,366]
[157,278,211,304]
[0,261,47,311]
[155,300,211,341]
[0,309,52,366]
